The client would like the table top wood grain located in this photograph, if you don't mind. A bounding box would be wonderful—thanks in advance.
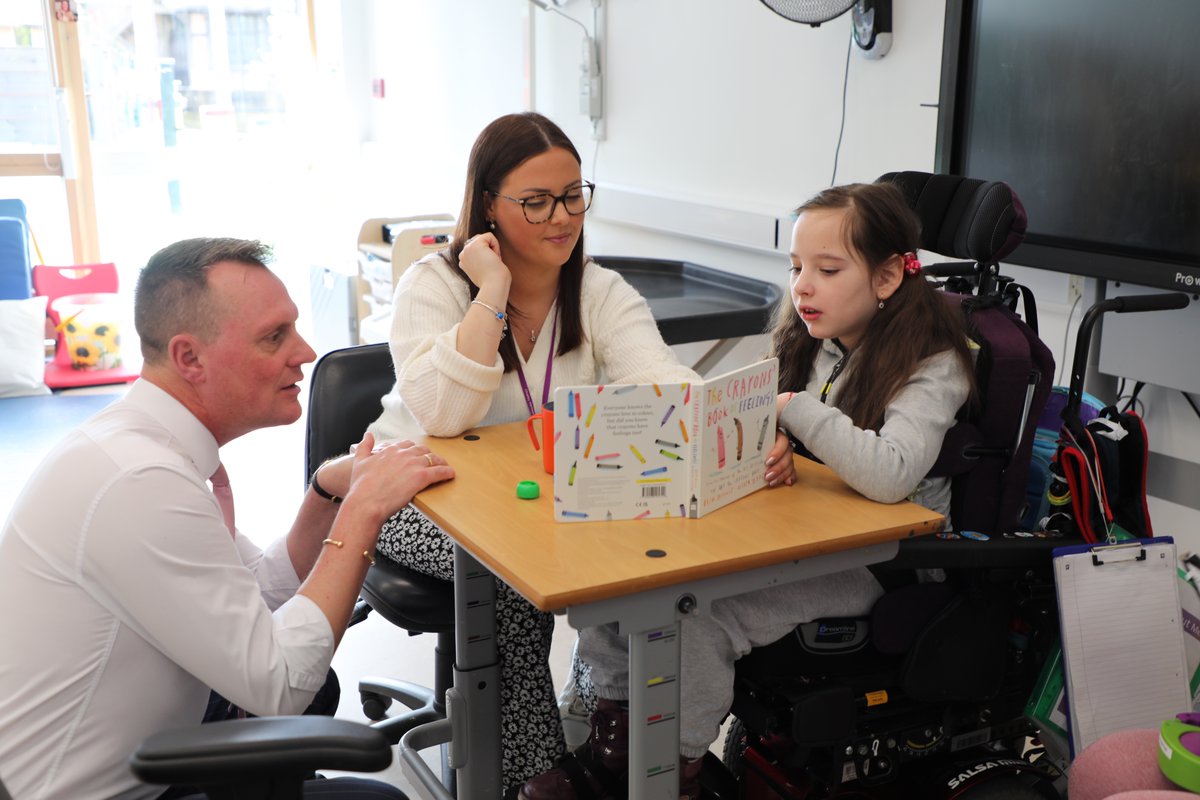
[411,421,944,611]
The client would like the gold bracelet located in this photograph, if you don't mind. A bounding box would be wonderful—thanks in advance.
[323,538,375,567]
[470,299,509,336]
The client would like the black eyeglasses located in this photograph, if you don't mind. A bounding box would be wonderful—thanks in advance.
[489,182,595,224]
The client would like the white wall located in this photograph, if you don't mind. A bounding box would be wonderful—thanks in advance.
[530,0,944,282]
[524,0,1199,546]
[318,0,532,240]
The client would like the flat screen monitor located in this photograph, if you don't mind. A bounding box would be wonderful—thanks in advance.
[935,0,1200,293]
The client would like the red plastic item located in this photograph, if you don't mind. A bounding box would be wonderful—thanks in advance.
[32,263,140,389]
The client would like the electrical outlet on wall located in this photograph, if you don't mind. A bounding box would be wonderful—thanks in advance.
[1067,274,1084,305]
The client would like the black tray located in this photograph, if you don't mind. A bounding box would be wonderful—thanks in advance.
[597,256,783,346]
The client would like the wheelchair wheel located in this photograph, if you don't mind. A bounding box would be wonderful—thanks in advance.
[722,717,749,779]
[923,754,1060,799]
[952,776,1057,799]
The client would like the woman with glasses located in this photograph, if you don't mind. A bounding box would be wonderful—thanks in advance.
[366,111,700,794]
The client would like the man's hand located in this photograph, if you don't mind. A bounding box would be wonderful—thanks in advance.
[342,433,454,523]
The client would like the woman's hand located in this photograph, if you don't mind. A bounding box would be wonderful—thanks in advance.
[342,433,455,522]
[764,430,796,488]
[459,232,511,296]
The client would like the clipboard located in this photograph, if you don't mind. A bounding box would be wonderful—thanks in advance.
[1053,537,1191,756]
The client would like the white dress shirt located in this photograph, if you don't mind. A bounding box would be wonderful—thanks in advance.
[0,379,334,800]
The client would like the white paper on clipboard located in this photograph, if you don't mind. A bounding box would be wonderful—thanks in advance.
[1053,537,1191,755]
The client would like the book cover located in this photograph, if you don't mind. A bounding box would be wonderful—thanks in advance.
[552,358,778,523]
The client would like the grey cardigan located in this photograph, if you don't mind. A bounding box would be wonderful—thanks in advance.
[778,338,971,523]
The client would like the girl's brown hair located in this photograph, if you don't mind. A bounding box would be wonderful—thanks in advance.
[446,112,585,372]
[770,182,976,431]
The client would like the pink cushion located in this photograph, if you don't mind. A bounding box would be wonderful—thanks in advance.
[1069,729,1195,799]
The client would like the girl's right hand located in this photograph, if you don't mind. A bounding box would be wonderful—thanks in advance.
[764,430,796,488]
[459,232,511,293]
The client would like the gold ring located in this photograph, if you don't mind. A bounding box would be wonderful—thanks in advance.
[424,453,435,467]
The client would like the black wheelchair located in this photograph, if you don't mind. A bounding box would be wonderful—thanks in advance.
[707,172,1070,800]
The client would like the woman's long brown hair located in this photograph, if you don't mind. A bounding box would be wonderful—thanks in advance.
[770,182,976,432]
[445,112,586,373]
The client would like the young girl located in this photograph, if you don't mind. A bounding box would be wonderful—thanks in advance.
[365,112,712,794]
[520,182,976,800]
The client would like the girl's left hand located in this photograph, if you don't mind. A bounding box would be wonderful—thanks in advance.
[764,430,795,488]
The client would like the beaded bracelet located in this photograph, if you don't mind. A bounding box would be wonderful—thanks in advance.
[471,299,509,336]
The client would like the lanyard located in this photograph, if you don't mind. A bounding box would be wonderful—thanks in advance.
[515,310,558,416]
[819,343,850,404]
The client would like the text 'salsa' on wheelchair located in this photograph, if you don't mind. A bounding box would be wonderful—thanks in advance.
[709,173,1070,800]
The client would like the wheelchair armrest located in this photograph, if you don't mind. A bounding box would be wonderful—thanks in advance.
[881,533,1086,571]
[130,716,392,787]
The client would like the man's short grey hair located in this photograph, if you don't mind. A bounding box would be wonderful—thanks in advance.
[134,238,273,363]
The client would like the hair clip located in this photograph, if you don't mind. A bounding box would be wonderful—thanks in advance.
[901,251,922,276]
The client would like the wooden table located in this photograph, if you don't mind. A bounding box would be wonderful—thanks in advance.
[402,421,944,800]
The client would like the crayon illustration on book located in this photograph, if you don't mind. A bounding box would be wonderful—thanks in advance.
[553,358,778,522]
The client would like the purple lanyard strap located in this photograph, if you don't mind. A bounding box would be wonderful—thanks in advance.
[515,309,559,416]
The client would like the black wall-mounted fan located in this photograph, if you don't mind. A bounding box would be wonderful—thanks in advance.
[758,0,892,58]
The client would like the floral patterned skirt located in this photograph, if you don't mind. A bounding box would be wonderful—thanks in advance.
[377,505,575,791]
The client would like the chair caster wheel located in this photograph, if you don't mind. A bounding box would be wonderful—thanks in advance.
[361,691,392,720]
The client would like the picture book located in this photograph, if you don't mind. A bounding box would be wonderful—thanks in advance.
[552,358,779,523]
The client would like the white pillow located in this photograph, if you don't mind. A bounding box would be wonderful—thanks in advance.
[0,295,50,397]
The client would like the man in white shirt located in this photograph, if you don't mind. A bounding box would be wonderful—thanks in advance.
[0,238,453,800]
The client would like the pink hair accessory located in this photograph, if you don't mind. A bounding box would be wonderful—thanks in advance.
[901,251,922,276]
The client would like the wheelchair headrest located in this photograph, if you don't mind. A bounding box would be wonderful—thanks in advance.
[877,171,1027,264]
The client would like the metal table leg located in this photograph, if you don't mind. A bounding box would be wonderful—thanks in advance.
[451,544,502,799]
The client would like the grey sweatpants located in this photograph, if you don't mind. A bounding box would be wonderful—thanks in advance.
[578,566,883,758]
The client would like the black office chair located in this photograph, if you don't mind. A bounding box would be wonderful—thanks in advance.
[130,716,392,800]
[304,343,457,759]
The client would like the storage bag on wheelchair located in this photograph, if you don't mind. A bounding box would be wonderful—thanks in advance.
[1021,385,1104,531]
[1053,403,1153,543]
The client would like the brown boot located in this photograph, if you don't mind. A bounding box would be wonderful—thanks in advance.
[678,756,704,800]
[519,699,630,800]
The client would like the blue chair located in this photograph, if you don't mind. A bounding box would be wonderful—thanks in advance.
[0,198,32,299]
